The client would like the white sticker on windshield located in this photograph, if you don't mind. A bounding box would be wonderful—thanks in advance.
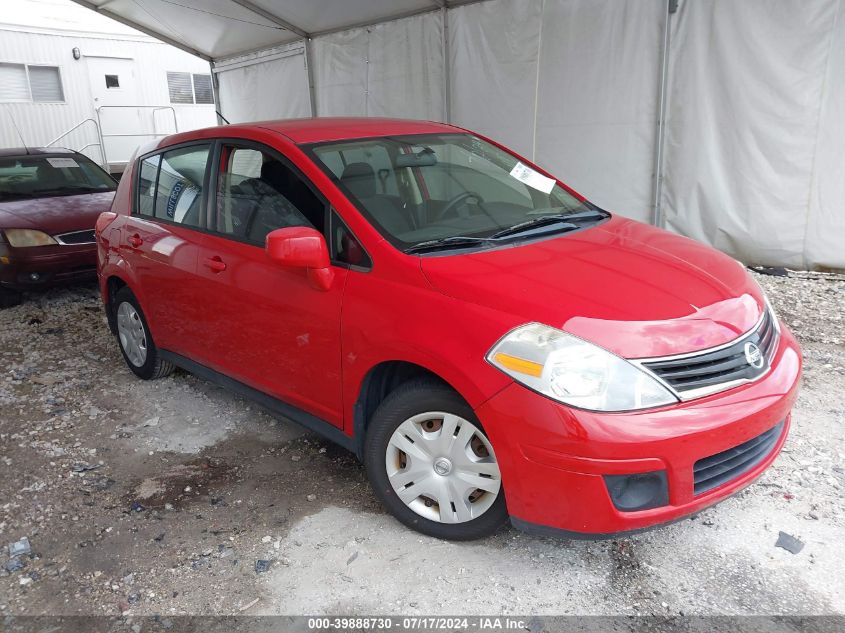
[510,161,555,194]
[46,157,79,169]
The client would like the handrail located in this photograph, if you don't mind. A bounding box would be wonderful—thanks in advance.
[76,142,101,153]
[95,105,180,169]
[45,118,105,166]
[46,117,101,148]
[96,105,178,133]
[151,106,178,130]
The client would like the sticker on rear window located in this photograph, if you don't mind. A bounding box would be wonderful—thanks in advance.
[46,157,80,169]
[166,181,185,218]
[510,162,555,194]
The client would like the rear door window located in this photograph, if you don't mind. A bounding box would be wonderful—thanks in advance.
[154,145,211,227]
[135,144,211,228]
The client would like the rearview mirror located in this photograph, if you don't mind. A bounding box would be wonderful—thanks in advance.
[395,148,437,168]
[265,227,334,291]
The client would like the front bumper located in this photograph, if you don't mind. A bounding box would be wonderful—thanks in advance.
[0,242,96,290]
[475,325,802,537]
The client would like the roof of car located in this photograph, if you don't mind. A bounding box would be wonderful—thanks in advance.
[157,118,463,150]
[0,147,77,158]
[256,117,462,144]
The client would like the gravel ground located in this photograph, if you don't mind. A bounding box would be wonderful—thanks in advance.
[0,271,843,617]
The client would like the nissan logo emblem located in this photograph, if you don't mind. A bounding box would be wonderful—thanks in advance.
[744,342,764,369]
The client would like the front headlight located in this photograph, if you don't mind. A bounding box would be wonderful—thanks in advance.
[4,229,58,247]
[486,323,678,412]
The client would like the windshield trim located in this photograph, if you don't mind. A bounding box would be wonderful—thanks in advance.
[300,133,609,257]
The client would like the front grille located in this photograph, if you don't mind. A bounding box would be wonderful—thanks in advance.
[642,308,778,397]
[693,420,784,495]
[56,229,96,245]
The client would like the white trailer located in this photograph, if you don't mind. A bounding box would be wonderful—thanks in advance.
[0,0,217,175]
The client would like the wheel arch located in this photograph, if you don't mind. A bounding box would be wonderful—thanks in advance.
[102,270,146,335]
[103,274,128,333]
[352,359,471,459]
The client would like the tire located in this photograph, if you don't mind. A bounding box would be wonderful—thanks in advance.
[0,287,23,309]
[113,287,174,380]
[364,380,508,540]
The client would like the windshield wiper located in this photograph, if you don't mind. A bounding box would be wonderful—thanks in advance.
[404,210,609,254]
[33,185,108,195]
[490,210,607,240]
[405,235,496,254]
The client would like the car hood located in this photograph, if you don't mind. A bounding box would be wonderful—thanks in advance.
[420,216,764,359]
[0,191,115,235]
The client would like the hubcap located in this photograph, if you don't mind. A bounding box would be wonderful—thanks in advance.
[116,301,148,367]
[385,412,501,524]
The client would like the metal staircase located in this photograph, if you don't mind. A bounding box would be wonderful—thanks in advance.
[46,105,179,175]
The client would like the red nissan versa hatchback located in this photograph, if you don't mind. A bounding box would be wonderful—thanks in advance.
[96,118,801,540]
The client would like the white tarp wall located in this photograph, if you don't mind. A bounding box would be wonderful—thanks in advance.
[664,0,845,270]
[313,11,445,119]
[450,0,664,223]
[211,0,845,270]
[806,0,845,270]
[215,12,445,122]
[215,44,312,122]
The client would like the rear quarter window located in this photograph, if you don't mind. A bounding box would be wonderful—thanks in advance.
[137,156,159,216]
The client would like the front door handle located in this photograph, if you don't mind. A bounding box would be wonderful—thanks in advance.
[203,256,227,273]
[128,234,143,248]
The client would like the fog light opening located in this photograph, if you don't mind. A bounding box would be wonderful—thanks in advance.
[604,470,669,512]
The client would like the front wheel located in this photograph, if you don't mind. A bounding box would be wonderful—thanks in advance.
[364,380,508,540]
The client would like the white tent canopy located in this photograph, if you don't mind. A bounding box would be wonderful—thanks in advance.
[74,0,845,270]
[72,0,472,59]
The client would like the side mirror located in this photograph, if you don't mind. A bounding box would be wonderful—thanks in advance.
[265,226,334,291]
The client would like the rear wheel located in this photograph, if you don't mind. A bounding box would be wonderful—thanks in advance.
[364,380,508,540]
[113,287,174,380]
[0,287,23,309]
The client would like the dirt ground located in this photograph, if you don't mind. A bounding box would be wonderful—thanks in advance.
[0,270,843,617]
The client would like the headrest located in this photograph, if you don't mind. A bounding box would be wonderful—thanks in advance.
[340,162,376,199]
[261,160,288,187]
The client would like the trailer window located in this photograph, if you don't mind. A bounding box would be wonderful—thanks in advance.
[0,63,64,103]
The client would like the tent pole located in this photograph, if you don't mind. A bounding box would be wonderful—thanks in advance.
[210,63,225,125]
[442,6,451,123]
[651,0,676,228]
[304,38,318,117]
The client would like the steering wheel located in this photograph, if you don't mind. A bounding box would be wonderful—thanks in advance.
[434,191,484,222]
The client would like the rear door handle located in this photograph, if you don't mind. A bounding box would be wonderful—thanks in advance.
[203,256,227,273]
[128,234,143,248]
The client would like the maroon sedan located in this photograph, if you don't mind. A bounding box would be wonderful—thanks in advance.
[0,147,116,308]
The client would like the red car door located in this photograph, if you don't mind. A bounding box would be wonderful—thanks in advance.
[122,144,213,360]
[192,142,347,427]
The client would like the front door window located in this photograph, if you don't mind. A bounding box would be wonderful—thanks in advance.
[215,146,325,243]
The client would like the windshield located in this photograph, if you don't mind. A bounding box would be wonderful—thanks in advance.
[0,154,116,202]
[306,133,605,253]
